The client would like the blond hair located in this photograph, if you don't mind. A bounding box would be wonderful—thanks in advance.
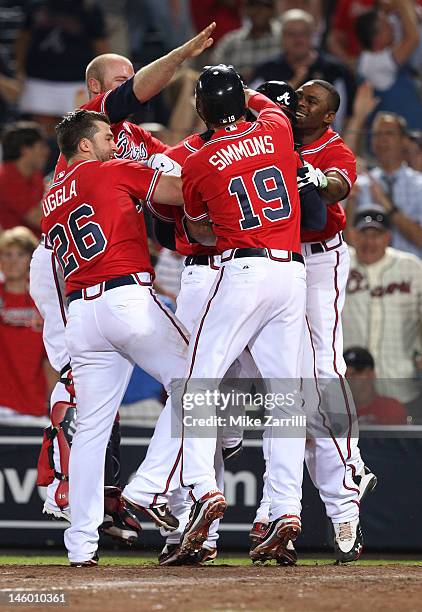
[0,226,39,256]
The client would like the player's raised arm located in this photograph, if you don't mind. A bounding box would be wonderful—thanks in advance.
[133,23,216,103]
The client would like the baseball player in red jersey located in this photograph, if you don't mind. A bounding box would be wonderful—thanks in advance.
[42,109,189,566]
[179,66,306,557]
[252,80,377,564]
[145,79,327,564]
[146,133,252,565]
[30,26,216,537]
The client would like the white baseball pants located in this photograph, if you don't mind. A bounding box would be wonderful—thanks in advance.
[64,280,189,562]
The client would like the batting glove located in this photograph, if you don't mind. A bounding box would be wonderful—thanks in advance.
[297,162,328,191]
[147,153,182,177]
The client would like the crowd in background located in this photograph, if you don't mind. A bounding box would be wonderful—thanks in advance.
[0,0,421,426]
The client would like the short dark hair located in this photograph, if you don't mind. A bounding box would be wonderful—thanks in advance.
[355,10,377,51]
[311,79,341,112]
[55,109,110,160]
[344,346,375,371]
[1,121,44,161]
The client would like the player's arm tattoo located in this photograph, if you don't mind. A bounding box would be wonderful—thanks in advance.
[185,218,216,246]
[319,171,350,205]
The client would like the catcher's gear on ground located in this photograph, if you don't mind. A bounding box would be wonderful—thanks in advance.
[195,64,245,126]
[101,486,142,545]
[104,416,121,488]
[59,363,75,398]
[36,401,76,509]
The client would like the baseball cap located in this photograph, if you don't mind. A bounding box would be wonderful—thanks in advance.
[354,208,390,232]
[344,347,375,371]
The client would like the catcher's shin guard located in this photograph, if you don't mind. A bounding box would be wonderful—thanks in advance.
[50,401,77,509]
[104,414,121,488]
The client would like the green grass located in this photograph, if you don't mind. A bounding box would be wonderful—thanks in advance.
[0,555,420,567]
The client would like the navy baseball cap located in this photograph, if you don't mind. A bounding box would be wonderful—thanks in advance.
[354,209,390,232]
[344,347,375,371]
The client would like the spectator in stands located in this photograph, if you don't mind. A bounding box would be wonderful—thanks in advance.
[326,0,375,71]
[211,0,281,82]
[343,208,422,416]
[0,54,22,127]
[355,0,422,130]
[128,0,194,66]
[189,0,242,45]
[15,0,108,126]
[250,8,356,131]
[351,112,422,258]
[344,346,408,425]
[403,129,422,172]
[0,227,55,421]
[0,121,48,235]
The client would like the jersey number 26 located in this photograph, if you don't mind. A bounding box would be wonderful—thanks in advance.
[49,204,107,278]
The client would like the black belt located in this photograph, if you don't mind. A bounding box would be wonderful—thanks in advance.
[310,243,324,254]
[185,255,215,266]
[230,248,304,264]
[67,274,148,306]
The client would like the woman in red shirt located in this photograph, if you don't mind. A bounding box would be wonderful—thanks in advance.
[0,226,56,420]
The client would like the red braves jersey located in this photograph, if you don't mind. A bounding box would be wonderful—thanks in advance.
[149,133,218,256]
[54,92,167,179]
[299,127,356,243]
[0,284,47,416]
[183,94,302,253]
[42,159,161,293]
[0,162,44,236]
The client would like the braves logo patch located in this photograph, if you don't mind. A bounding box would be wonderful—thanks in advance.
[115,129,148,161]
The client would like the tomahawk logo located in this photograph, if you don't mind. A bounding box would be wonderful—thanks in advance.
[277,92,291,105]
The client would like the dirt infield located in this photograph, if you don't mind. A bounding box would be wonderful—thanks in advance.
[1,564,421,612]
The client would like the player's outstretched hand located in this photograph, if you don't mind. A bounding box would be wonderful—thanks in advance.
[178,22,216,60]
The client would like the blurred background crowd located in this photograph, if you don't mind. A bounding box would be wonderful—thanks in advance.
[0,0,422,427]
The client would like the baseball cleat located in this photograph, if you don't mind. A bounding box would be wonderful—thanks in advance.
[275,539,298,566]
[353,465,378,502]
[222,441,243,462]
[192,544,218,564]
[158,544,199,567]
[179,491,227,555]
[101,488,141,544]
[122,495,179,531]
[250,515,301,563]
[249,521,272,563]
[249,521,269,545]
[70,552,99,568]
[43,501,70,522]
[333,518,363,563]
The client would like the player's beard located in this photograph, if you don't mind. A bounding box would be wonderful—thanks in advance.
[93,142,114,162]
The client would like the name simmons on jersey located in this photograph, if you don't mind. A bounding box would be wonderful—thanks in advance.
[209,135,274,170]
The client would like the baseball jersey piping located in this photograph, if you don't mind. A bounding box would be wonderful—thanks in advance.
[51,160,97,187]
[306,315,360,500]
[146,201,174,223]
[184,141,199,153]
[325,166,353,190]
[145,169,162,204]
[202,123,258,147]
[101,90,112,115]
[300,134,340,156]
